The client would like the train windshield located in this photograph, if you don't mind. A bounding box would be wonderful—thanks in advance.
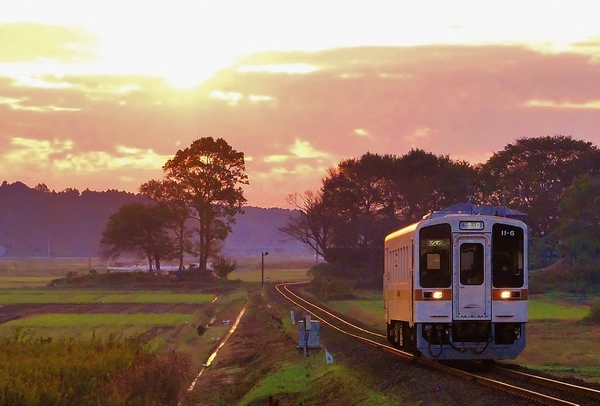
[492,224,525,288]
[419,224,451,288]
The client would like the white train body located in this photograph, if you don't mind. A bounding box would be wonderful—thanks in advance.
[384,213,528,360]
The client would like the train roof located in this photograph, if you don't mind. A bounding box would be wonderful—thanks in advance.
[427,203,526,220]
[385,211,527,242]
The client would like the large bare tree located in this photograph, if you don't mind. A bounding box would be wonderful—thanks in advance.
[279,191,333,261]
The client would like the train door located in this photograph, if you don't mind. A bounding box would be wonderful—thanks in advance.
[453,236,491,320]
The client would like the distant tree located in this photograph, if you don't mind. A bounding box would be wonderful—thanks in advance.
[480,135,600,237]
[34,183,50,193]
[390,149,474,224]
[61,187,80,196]
[100,203,175,271]
[162,137,248,272]
[318,150,473,270]
[139,179,193,271]
[321,153,397,265]
[279,191,334,261]
[555,174,600,264]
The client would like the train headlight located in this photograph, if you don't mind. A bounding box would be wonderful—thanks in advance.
[500,290,521,299]
[423,291,444,299]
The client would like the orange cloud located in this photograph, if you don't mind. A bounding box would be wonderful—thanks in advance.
[0,23,99,63]
[526,99,600,109]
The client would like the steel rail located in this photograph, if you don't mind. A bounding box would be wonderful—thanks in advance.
[275,281,386,339]
[493,366,600,402]
[275,282,584,406]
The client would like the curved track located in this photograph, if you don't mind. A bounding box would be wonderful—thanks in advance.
[276,282,600,406]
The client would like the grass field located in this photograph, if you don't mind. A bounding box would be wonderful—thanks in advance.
[0,257,109,276]
[228,268,310,283]
[5,313,199,327]
[0,290,215,304]
[0,276,57,288]
[3,257,600,394]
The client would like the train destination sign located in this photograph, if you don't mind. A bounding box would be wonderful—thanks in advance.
[459,221,484,230]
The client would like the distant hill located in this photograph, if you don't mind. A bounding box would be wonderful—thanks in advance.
[0,181,309,259]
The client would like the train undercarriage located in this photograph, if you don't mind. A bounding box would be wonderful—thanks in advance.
[387,320,525,360]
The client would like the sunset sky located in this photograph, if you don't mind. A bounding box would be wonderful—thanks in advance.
[1,1,600,208]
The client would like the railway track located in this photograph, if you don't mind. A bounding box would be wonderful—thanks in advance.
[276,282,600,406]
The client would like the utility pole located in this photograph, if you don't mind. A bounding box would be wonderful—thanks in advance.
[261,251,269,287]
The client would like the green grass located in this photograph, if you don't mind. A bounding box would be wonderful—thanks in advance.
[0,290,215,304]
[0,258,109,276]
[238,352,398,406]
[528,299,589,319]
[0,276,57,288]
[516,319,600,383]
[328,298,385,331]
[228,268,310,283]
[3,313,198,327]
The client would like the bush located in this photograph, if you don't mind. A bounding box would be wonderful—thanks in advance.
[211,255,237,279]
[307,263,356,301]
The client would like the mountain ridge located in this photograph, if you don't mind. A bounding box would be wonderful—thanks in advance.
[0,181,307,259]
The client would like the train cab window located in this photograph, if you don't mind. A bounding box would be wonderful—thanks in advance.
[419,224,451,288]
[460,243,484,285]
[492,224,525,288]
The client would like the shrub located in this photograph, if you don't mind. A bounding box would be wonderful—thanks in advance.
[212,255,237,279]
[307,263,355,301]
[583,297,600,324]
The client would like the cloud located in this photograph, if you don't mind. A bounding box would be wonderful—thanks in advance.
[0,95,81,111]
[353,128,372,138]
[210,90,243,106]
[3,43,600,206]
[4,137,73,166]
[263,139,331,163]
[289,139,330,159]
[0,23,99,63]
[238,63,319,74]
[405,126,437,143]
[1,137,170,174]
[526,99,600,109]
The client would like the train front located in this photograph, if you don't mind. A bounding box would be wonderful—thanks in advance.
[415,215,528,360]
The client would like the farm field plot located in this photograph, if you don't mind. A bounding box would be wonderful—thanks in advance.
[0,271,247,356]
[0,289,215,304]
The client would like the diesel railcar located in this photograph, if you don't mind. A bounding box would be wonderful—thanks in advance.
[384,212,528,360]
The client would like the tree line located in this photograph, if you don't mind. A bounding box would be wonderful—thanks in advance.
[100,134,600,283]
[280,135,600,286]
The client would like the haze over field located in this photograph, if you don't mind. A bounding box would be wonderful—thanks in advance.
[2,1,600,207]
